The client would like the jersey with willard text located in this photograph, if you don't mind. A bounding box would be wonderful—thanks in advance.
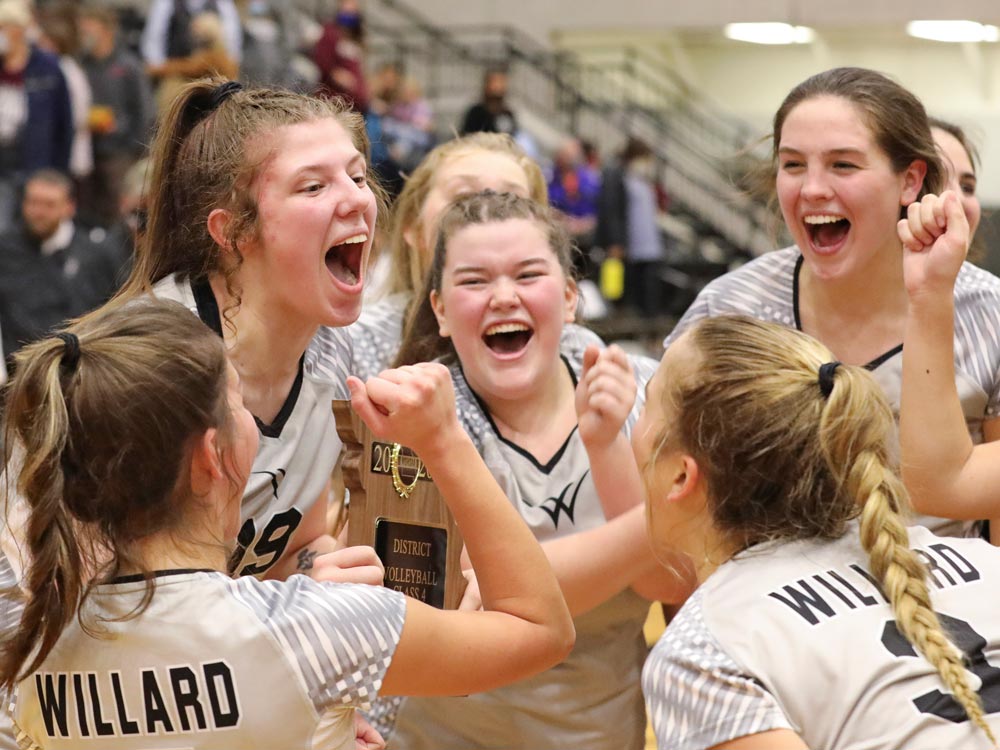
[664,247,1000,538]
[645,526,1000,750]
[390,327,658,750]
[12,571,406,749]
[152,274,352,577]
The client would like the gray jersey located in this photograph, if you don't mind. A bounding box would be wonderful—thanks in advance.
[391,327,657,750]
[153,275,352,577]
[665,248,1000,537]
[12,572,406,749]
[645,526,1000,750]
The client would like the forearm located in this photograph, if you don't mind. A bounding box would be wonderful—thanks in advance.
[541,505,661,616]
[265,532,339,580]
[901,294,979,515]
[586,432,643,519]
[420,431,570,628]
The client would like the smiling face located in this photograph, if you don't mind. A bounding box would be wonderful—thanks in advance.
[776,95,925,282]
[430,217,577,403]
[410,149,533,264]
[933,126,980,239]
[239,118,376,327]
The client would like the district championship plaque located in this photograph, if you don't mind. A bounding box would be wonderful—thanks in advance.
[334,400,466,609]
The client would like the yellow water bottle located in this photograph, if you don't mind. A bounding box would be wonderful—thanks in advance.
[600,256,625,301]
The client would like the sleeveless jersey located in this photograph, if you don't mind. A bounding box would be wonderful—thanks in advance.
[152,274,353,577]
[644,526,1000,750]
[664,248,1000,538]
[11,572,406,749]
[390,327,658,750]
[348,290,608,382]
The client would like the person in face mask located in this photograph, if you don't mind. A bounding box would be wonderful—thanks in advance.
[461,67,519,137]
[313,0,370,113]
[595,137,669,316]
[0,0,72,235]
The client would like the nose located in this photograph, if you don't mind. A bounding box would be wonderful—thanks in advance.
[335,178,373,218]
[801,165,834,202]
[489,277,519,309]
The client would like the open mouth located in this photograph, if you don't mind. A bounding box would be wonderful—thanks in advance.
[483,322,534,355]
[804,214,850,250]
[324,233,366,286]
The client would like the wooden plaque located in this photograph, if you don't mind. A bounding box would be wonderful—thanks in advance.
[334,400,466,609]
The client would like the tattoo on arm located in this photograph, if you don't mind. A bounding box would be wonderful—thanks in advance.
[297,547,319,572]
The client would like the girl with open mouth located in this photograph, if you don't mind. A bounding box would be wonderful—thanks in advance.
[389,190,693,750]
[664,67,1000,541]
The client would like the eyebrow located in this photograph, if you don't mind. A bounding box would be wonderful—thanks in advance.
[452,257,550,274]
[777,146,867,158]
[291,154,366,177]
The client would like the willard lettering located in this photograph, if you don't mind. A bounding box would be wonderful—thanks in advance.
[35,661,240,739]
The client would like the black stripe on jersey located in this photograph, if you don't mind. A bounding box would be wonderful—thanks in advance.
[191,276,305,438]
[465,356,580,474]
[107,568,217,584]
[791,254,903,370]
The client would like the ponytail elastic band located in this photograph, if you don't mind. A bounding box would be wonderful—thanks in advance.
[818,361,841,399]
[55,332,81,373]
[190,81,244,122]
[210,80,243,109]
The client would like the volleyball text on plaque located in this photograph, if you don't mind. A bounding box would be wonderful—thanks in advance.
[334,400,466,609]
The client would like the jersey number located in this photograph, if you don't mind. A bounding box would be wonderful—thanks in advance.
[881,614,1000,722]
[231,508,303,577]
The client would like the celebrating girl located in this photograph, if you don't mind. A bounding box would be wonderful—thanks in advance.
[390,191,690,750]
[664,67,1000,538]
[1,300,574,749]
[641,315,1000,749]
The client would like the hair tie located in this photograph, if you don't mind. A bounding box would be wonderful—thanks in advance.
[189,81,243,122]
[55,332,81,373]
[210,80,243,109]
[818,361,841,399]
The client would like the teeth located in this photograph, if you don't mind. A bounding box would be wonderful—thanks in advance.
[486,323,530,336]
[803,215,846,225]
[340,234,367,244]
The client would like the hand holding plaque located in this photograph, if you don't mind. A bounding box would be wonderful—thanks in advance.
[339,365,466,609]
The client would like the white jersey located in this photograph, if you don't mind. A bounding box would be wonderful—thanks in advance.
[0,548,23,750]
[645,526,1000,750]
[390,327,658,750]
[11,571,406,749]
[665,248,1000,538]
[348,290,608,382]
[152,275,352,576]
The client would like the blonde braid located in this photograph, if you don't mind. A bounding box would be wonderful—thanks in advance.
[852,450,996,747]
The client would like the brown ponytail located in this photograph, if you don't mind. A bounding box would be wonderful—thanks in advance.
[0,300,230,689]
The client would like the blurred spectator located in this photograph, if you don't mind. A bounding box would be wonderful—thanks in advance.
[239,0,301,88]
[148,11,239,113]
[141,0,242,67]
[0,169,124,361]
[102,156,150,285]
[313,0,368,112]
[382,75,435,172]
[77,5,154,228]
[461,66,517,136]
[581,138,601,171]
[596,137,667,316]
[547,136,600,277]
[36,7,93,185]
[0,0,72,234]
